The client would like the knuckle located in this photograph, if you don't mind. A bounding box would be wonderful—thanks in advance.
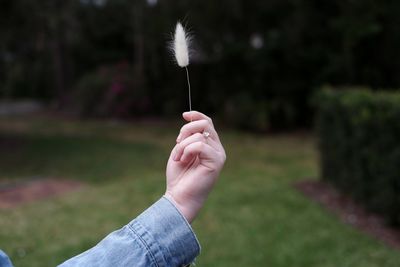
[194,132,203,139]
[219,152,227,164]
[197,141,204,149]
[200,119,209,125]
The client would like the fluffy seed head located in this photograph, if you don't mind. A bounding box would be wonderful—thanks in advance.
[173,22,190,67]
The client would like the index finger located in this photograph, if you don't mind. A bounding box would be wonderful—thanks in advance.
[177,119,219,143]
[183,111,213,125]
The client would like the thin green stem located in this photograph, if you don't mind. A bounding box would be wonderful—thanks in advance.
[185,66,192,121]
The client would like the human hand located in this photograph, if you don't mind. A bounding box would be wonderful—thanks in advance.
[165,111,226,223]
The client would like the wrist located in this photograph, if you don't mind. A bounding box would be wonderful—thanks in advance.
[164,192,201,224]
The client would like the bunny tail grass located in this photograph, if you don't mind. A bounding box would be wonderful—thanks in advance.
[173,22,190,67]
[172,21,193,120]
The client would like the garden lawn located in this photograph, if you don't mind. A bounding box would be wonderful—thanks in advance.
[0,115,399,267]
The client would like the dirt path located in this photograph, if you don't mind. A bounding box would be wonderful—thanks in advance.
[295,180,400,249]
[0,178,84,209]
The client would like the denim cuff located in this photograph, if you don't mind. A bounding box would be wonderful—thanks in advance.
[129,197,201,267]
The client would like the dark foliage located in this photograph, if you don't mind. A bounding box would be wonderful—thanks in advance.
[315,88,400,225]
[1,1,400,129]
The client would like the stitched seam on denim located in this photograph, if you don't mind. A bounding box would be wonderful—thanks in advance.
[162,196,201,253]
[135,219,171,266]
[128,222,160,267]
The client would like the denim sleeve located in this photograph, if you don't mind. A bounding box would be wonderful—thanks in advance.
[59,197,201,267]
[0,250,13,267]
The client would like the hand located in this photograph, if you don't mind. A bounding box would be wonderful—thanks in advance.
[165,111,226,223]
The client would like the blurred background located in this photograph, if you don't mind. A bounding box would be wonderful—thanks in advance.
[1,0,400,266]
[2,0,400,130]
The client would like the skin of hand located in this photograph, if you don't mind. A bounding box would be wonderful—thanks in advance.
[165,111,226,223]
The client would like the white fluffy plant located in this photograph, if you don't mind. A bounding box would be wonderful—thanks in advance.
[172,22,193,118]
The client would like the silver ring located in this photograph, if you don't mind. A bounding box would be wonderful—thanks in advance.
[203,131,210,139]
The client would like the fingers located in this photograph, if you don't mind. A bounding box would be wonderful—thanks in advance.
[183,111,213,124]
[176,111,225,160]
[177,119,219,143]
[180,141,220,166]
[174,132,221,161]
[174,133,204,161]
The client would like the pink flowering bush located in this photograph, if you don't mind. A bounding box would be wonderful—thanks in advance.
[73,62,150,117]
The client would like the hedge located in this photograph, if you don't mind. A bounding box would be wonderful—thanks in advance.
[315,87,400,225]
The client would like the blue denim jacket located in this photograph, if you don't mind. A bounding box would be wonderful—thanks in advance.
[0,197,201,267]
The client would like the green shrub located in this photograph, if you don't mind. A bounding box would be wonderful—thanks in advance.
[222,92,270,131]
[315,87,400,225]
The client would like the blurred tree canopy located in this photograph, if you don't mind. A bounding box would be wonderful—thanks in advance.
[1,0,400,130]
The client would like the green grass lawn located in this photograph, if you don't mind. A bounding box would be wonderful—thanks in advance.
[0,115,399,267]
